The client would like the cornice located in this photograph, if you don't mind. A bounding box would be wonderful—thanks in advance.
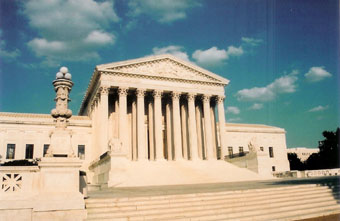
[225,123,286,134]
[78,69,100,115]
[0,112,89,120]
[0,112,91,127]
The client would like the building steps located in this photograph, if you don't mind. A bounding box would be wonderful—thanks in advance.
[85,184,340,221]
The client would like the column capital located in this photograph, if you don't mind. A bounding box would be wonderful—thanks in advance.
[118,87,128,96]
[136,88,146,98]
[202,94,211,103]
[99,86,109,95]
[90,102,95,112]
[152,90,163,98]
[171,91,181,100]
[216,95,225,104]
[94,93,100,104]
[187,93,196,101]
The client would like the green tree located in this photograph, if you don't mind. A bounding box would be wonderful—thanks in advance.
[305,128,339,169]
[288,153,305,170]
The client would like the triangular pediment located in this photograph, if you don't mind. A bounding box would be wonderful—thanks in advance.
[97,54,229,84]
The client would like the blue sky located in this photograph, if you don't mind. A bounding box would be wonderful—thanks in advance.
[0,0,339,148]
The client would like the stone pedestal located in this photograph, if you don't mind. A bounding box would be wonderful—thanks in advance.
[35,157,86,220]
[108,154,129,187]
[49,129,74,157]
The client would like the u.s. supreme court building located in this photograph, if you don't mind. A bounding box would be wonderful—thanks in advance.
[0,54,289,187]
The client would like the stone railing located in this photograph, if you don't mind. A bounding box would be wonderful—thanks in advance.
[88,151,111,186]
[225,151,272,177]
[0,166,40,196]
[273,168,340,178]
[305,168,340,177]
[0,158,86,220]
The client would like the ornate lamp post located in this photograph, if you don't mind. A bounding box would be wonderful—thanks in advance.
[46,67,75,157]
[51,66,73,128]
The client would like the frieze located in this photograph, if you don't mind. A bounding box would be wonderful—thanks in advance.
[106,58,218,83]
[102,71,225,87]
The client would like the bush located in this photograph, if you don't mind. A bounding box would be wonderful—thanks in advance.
[1,159,38,166]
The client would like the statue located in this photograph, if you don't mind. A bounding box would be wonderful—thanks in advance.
[248,137,260,153]
[108,138,123,153]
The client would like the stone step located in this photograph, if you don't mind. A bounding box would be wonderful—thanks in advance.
[86,184,330,203]
[168,204,340,221]
[86,190,338,219]
[86,185,338,209]
[86,184,337,206]
[86,189,337,215]
[275,206,340,221]
[145,198,339,221]
[86,200,340,221]
[239,203,340,221]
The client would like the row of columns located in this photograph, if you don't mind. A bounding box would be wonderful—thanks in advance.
[92,86,227,161]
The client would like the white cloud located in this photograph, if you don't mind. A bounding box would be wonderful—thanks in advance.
[241,37,263,47]
[28,38,66,55]
[226,46,244,56]
[192,45,243,66]
[152,45,190,62]
[0,48,20,60]
[236,87,275,102]
[249,103,263,110]
[0,29,20,61]
[192,47,227,66]
[226,106,240,115]
[128,0,200,23]
[268,73,298,93]
[22,0,119,65]
[227,117,242,123]
[84,30,115,45]
[308,105,329,112]
[304,67,332,82]
[236,70,299,102]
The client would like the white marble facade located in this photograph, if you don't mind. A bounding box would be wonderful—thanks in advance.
[0,54,290,186]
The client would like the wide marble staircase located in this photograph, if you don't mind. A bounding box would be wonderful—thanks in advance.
[85,183,340,221]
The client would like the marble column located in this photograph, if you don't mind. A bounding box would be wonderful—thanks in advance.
[100,86,109,154]
[118,87,128,156]
[132,97,137,161]
[195,103,203,159]
[94,97,99,157]
[148,98,154,160]
[136,88,146,160]
[153,90,164,161]
[172,92,183,160]
[181,101,188,160]
[188,93,199,160]
[210,102,218,158]
[203,94,214,160]
[217,96,227,160]
[113,96,119,139]
[166,100,173,160]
